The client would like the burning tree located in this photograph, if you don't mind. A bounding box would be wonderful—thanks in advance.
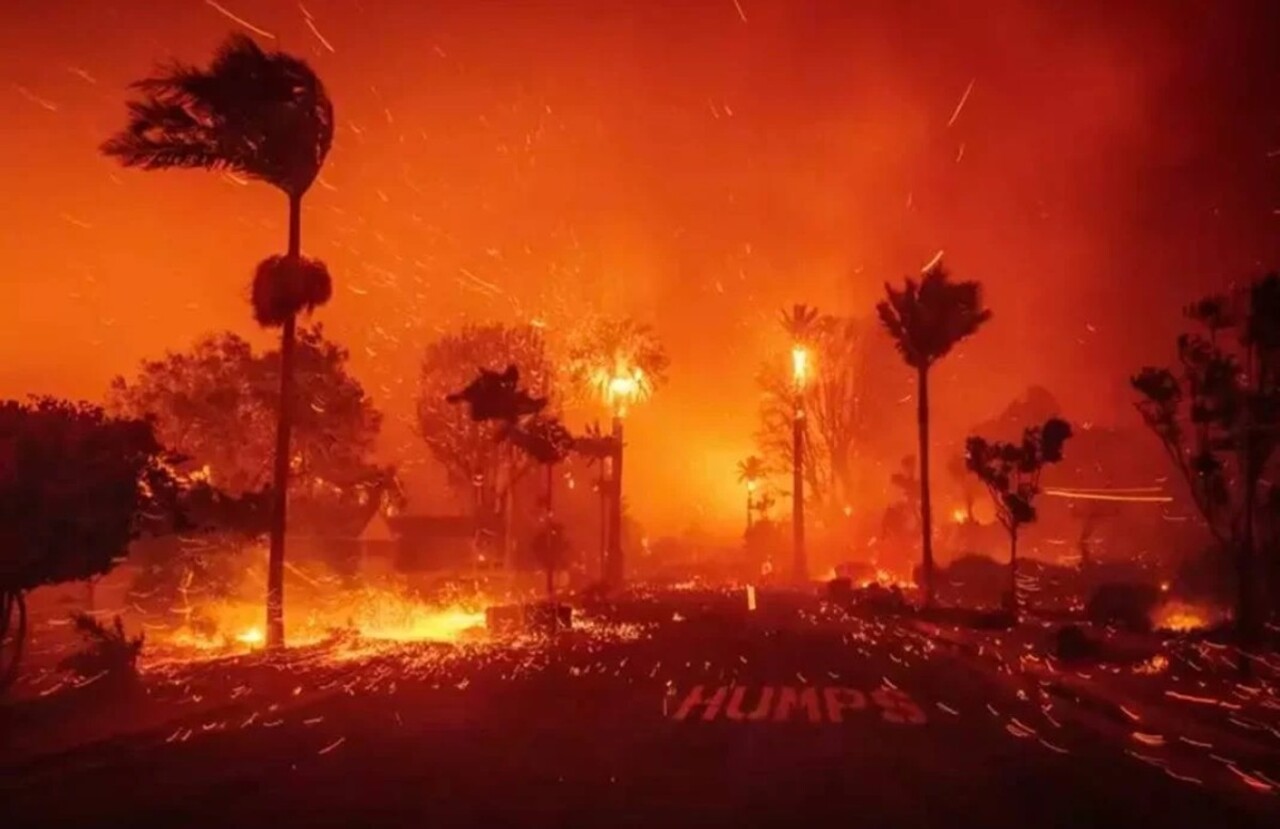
[1132,274,1280,643]
[0,398,183,690]
[419,325,555,560]
[564,316,669,586]
[878,262,992,608]
[103,34,336,649]
[110,328,396,610]
[965,418,1073,620]
[756,313,902,530]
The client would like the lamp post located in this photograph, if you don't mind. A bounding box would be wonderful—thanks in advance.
[791,344,808,582]
[605,374,638,587]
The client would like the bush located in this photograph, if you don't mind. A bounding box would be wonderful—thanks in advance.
[1085,583,1160,632]
[1054,624,1100,661]
[59,613,143,682]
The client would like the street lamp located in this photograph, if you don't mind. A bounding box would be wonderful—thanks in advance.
[791,344,808,582]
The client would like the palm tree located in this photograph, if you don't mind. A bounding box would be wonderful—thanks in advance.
[565,317,669,586]
[779,304,823,344]
[877,263,991,608]
[736,455,767,531]
[779,304,823,581]
[102,34,335,649]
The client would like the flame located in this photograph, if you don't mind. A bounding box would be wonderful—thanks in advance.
[854,568,914,590]
[1150,600,1220,632]
[791,345,808,387]
[155,585,489,658]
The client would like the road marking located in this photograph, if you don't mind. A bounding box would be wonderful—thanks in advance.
[671,685,927,725]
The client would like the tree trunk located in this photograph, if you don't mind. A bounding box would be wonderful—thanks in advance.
[266,192,302,651]
[917,367,934,608]
[598,474,607,581]
[746,492,753,533]
[792,397,807,582]
[1009,529,1020,623]
[0,590,28,692]
[1238,463,1258,672]
[606,417,625,586]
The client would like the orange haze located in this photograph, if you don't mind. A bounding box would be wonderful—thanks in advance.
[2,1,1278,535]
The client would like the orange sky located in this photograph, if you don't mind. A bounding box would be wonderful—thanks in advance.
[2,0,1278,535]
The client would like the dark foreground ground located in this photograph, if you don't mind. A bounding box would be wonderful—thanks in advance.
[2,588,1277,828]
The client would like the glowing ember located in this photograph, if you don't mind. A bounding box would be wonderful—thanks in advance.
[951,508,967,523]
[855,568,914,590]
[151,582,491,660]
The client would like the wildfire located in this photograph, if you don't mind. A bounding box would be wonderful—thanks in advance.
[855,568,913,590]
[1150,601,1221,633]
[153,585,489,660]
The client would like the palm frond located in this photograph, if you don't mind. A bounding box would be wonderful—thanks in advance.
[103,34,334,196]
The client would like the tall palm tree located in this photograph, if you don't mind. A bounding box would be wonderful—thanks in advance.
[736,455,766,530]
[877,263,991,608]
[565,317,669,586]
[779,304,822,344]
[779,304,823,581]
[102,34,335,649]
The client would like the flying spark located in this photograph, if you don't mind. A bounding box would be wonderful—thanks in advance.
[204,1,277,39]
[947,79,975,127]
[305,16,336,52]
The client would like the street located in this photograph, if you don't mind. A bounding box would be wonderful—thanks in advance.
[2,588,1276,828]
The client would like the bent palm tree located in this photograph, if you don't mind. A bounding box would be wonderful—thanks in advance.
[877,263,990,608]
[103,34,335,649]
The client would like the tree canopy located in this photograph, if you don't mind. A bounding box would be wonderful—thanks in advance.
[418,324,556,510]
[877,264,991,371]
[109,325,394,536]
[0,398,182,592]
[101,33,333,198]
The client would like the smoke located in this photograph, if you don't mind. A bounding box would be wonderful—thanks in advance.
[1,0,1277,534]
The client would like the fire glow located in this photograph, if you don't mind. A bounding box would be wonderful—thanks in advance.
[155,586,489,658]
[1149,601,1222,633]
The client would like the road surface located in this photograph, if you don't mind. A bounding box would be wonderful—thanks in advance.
[2,588,1276,828]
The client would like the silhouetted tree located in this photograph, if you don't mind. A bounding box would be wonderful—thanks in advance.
[878,262,992,607]
[109,327,395,532]
[0,398,182,690]
[103,34,336,649]
[966,418,1073,620]
[509,415,575,618]
[1133,274,1280,645]
[574,421,619,575]
[737,455,767,531]
[881,455,921,553]
[418,325,554,559]
[564,316,668,585]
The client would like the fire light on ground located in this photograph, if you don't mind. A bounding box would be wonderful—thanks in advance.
[153,585,490,660]
[1150,600,1223,633]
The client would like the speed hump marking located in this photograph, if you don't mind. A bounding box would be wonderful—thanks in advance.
[670,685,927,725]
